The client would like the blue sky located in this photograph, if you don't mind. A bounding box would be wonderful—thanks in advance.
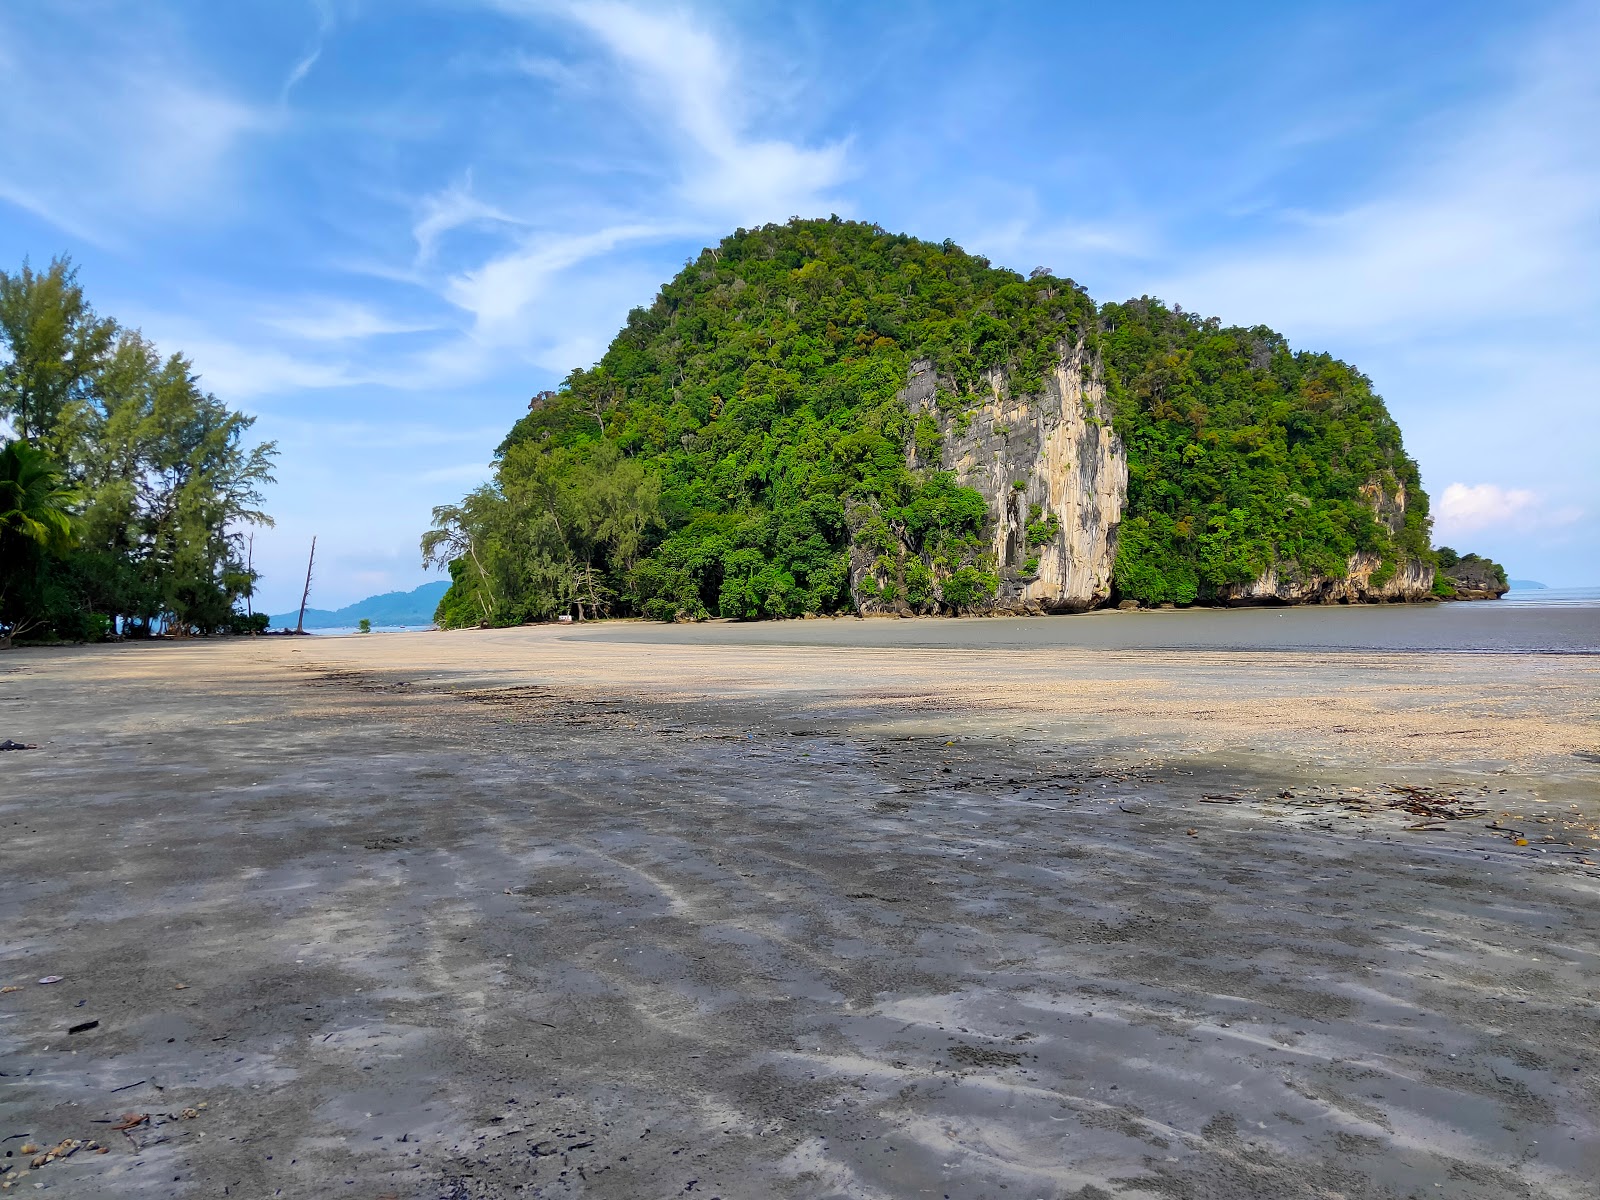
[2,0,1596,609]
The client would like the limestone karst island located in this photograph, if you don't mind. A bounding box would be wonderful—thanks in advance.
[425,220,1507,630]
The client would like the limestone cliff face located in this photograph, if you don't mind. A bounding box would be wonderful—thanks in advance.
[1214,551,1433,606]
[1215,479,1435,605]
[1441,558,1509,600]
[848,343,1435,615]
[850,344,1127,614]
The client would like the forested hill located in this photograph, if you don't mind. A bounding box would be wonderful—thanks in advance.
[424,218,1492,625]
[272,581,448,629]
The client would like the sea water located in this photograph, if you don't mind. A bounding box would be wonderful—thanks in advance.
[578,587,1600,655]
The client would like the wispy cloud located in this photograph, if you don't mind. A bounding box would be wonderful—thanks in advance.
[441,221,676,336]
[0,15,269,244]
[261,300,439,342]
[413,178,527,264]
[554,0,851,223]
[281,0,338,102]
[1152,11,1600,338]
[176,336,358,400]
[383,0,852,392]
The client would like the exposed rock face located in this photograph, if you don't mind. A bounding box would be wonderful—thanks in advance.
[905,345,1127,612]
[1214,551,1433,606]
[1443,558,1510,600]
[849,344,1435,615]
[1216,478,1435,605]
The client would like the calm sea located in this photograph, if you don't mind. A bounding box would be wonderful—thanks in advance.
[302,624,435,637]
[577,587,1600,655]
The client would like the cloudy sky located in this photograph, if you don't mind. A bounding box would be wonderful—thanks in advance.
[2,0,1595,609]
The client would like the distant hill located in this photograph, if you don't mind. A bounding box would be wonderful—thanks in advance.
[271,580,449,629]
[1507,579,1547,590]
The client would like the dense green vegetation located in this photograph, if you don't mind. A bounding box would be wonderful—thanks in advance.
[425,219,1448,624]
[426,218,1096,623]
[0,259,275,643]
[1433,546,1509,597]
[1100,299,1433,604]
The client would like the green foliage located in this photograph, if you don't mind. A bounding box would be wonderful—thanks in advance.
[428,220,1444,621]
[940,565,999,610]
[1437,548,1508,593]
[423,439,663,625]
[1102,299,1431,605]
[432,219,1102,622]
[1024,505,1060,548]
[230,611,270,635]
[358,617,371,634]
[0,439,77,553]
[0,258,275,641]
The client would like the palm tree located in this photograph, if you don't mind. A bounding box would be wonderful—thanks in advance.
[1,439,78,646]
[0,439,76,552]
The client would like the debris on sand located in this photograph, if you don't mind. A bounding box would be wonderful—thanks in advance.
[1384,784,1488,822]
[0,740,36,751]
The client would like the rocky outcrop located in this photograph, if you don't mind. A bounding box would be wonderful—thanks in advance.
[1442,557,1509,600]
[849,344,1438,615]
[1215,475,1435,606]
[1214,551,1433,606]
[902,345,1127,612]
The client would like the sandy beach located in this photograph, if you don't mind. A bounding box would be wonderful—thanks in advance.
[3,625,1598,1198]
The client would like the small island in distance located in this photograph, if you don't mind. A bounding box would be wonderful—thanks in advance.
[269,580,447,631]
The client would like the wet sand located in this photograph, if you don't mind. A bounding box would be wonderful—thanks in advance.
[2,627,1598,1199]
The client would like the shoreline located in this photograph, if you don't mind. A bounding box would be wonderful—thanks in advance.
[3,633,1597,1198]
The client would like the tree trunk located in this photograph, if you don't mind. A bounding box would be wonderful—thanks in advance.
[296,536,317,634]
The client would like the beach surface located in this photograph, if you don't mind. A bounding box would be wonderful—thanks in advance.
[2,623,1598,1198]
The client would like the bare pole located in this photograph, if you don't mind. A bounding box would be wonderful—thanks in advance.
[245,534,255,619]
[295,536,316,634]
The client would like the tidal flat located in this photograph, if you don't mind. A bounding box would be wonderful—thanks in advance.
[2,626,1598,1199]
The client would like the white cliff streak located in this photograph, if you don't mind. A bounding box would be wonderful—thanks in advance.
[855,345,1433,614]
[904,343,1127,612]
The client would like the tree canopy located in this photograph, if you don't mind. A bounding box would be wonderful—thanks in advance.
[425,218,1490,625]
[0,257,276,642]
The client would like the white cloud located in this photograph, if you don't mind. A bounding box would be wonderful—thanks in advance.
[0,18,269,242]
[177,336,358,400]
[1434,483,1583,539]
[261,300,440,342]
[484,0,850,225]
[560,1,850,222]
[413,179,526,263]
[441,221,674,337]
[281,0,339,101]
[1151,10,1600,339]
[373,0,854,392]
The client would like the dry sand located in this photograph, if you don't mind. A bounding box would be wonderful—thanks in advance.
[2,625,1598,1198]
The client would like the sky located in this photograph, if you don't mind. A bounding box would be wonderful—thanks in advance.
[1,0,1596,610]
